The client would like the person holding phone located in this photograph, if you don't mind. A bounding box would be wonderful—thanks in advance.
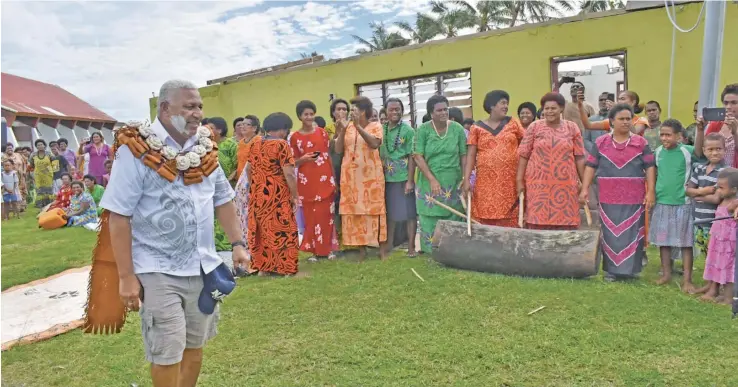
[696,84,738,167]
[289,100,338,262]
[326,98,350,243]
[557,78,595,134]
[335,96,386,261]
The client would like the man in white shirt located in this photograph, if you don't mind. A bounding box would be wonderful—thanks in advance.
[101,79,248,387]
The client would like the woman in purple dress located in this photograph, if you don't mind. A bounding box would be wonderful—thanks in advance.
[78,132,111,185]
[580,104,656,281]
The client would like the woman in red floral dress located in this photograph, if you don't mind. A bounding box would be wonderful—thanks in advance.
[290,100,338,261]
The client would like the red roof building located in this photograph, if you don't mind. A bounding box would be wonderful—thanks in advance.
[1,72,117,149]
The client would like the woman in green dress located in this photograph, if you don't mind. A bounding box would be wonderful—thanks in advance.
[413,95,468,254]
[30,139,55,208]
[83,174,105,216]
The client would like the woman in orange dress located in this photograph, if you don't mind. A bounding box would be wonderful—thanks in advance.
[517,92,586,230]
[462,90,525,227]
[235,115,261,180]
[246,112,300,276]
[232,116,261,276]
[334,96,386,260]
[290,100,338,261]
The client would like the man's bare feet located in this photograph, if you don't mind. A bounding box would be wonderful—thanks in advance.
[655,275,671,285]
[682,281,697,294]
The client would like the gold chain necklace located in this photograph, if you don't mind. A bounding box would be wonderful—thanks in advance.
[431,120,448,140]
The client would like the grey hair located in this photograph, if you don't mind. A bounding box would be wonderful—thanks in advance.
[157,79,198,113]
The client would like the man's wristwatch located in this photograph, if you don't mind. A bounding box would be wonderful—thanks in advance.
[231,240,246,249]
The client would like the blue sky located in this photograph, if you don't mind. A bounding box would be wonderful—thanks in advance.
[1,1,435,121]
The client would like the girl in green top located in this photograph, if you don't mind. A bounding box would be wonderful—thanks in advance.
[83,175,105,216]
[413,95,467,254]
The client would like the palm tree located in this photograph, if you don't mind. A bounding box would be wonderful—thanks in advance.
[498,0,575,27]
[299,51,320,59]
[579,0,625,13]
[427,1,476,38]
[450,1,511,32]
[395,13,441,43]
[352,22,410,54]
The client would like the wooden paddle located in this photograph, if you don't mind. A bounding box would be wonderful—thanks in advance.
[583,205,592,226]
[518,192,525,228]
[429,197,481,225]
[466,191,472,236]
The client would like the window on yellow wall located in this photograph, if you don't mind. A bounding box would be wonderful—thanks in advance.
[357,69,472,127]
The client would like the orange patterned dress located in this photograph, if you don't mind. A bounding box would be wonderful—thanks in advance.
[518,119,584,229]
[236,135,261,180]
[339,121,387,247]
[468,118,524,227]
[247,137,299,275]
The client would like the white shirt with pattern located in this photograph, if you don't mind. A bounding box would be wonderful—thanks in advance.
[100,119,235,276]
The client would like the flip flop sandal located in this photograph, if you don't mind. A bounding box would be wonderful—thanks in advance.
[307,256,319,263]
[327,252,338,260]
[407,251,418,258]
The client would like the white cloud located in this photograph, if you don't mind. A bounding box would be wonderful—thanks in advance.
[0,1,356,121]
[355,0,432,17]
[328,42,366,59]
[1,0,451,121]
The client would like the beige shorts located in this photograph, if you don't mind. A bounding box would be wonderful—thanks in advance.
[137,272,219,365]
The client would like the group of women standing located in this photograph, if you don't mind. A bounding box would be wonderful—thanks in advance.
[235,86,661,283]
[422,88,657,281]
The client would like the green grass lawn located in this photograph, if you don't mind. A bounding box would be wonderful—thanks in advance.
[1,209,95,290]
[2,214,738,386]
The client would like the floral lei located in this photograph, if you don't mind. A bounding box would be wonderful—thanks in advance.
[112,121,219,185]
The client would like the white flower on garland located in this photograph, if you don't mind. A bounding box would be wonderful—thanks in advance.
[185,151,201,167]
[197,126,212,139]
[127,120,144,129]
[199,137,214,152]
[161,146,178,160]
[191,145,207,157]
[145,135,163,150]
[175,155,190,171]
[138,124,154,138]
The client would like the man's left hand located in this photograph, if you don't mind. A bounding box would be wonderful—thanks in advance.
[232,245,250,271]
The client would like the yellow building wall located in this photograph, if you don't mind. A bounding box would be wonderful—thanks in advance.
[150,3,738,129]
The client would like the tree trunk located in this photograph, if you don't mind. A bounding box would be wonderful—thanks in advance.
[508,4,521,27]
[431,210,601,279]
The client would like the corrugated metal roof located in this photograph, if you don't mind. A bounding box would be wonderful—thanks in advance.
[1,72,116,122]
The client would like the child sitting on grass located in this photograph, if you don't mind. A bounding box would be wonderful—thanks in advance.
[651,119,697,292]
[686,132,726,293]
[2,159,21,220]
[701,168,738,303]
